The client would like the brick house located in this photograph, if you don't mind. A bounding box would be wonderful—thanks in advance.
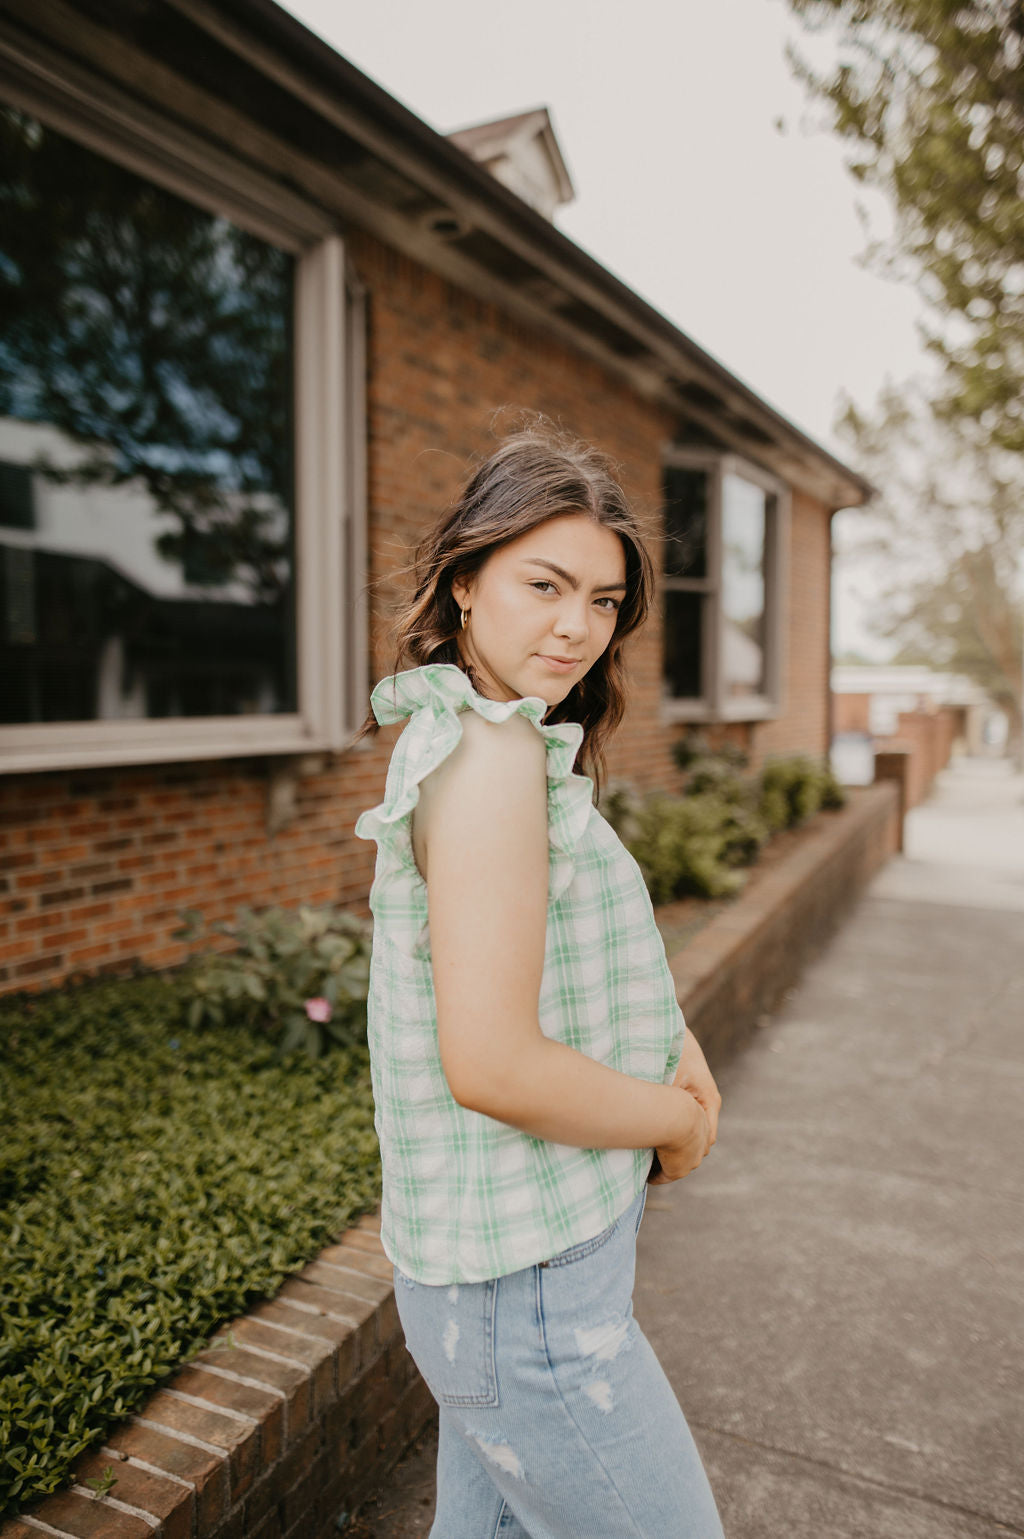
[0,0,871,994]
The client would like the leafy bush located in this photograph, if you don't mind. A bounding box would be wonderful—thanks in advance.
[179,904,372,1056]
[599,750,844,903]
[597,779,646,846]
[759,755,846,833]
[0,975,380,1516]
[671,730,749,774]
[626,793,748,902]
[712,795,771,868]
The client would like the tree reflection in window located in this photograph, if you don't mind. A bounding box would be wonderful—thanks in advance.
[0,106,296,723]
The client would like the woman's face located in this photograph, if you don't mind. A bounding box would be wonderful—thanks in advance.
[451,513,627,707]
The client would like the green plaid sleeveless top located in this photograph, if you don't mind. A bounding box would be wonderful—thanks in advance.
[354,663,686,1283]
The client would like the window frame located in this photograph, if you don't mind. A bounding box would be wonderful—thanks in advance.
[0,44,367,774]
[660,449,789,725]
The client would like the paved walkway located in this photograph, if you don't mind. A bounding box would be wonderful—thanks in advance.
[353,757,1024,1538]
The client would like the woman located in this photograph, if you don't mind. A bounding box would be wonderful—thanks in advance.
[355,425,724,1538]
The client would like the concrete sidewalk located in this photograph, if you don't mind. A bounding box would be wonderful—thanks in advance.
[351,757,1024,1538]
[639,756,1024,1537]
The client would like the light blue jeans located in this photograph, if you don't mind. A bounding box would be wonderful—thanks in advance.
[393,1187,724,1538]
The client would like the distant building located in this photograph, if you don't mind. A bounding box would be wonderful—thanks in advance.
[833,665,994,745]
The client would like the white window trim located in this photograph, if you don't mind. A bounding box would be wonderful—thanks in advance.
[660,449,789,726]
[0,41,367,774]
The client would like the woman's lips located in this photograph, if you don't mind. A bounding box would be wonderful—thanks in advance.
[536,655,581,673]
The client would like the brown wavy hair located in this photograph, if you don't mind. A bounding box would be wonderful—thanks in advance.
[358,423,656,794]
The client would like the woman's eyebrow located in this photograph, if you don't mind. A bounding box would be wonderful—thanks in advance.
[521,557,627,592]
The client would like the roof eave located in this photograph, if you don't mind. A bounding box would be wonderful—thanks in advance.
[170,0,872,507]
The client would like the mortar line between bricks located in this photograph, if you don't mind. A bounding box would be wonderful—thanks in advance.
[209,1337,315,1369]
[315,1261,383,1284]
[237,1314,340,1344]
[133,1414,230,1458]
[71,1484,162,1526]
[191,1361,288,1397]
[160,1386,260,1424]
[303,1280,386,1309]
[689,1420,1024,1534]
[273,1296,350,1320]
[278,1297,362,1327]
[18,1518,76,1538]
[101,1448,194,1490]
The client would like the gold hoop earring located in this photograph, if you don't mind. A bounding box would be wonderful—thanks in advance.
[460,607,470,631]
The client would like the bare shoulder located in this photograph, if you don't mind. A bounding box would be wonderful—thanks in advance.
[414,709,546,877]
[455,707,546,762]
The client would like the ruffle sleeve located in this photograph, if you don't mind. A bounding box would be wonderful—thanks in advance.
[354,664,594,935]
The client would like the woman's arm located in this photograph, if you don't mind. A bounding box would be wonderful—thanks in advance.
[414,711,709,1166]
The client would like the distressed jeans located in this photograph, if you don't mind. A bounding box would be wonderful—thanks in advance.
[393,1187,725,1539]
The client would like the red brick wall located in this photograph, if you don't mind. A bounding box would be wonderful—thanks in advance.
[0,232,834,993]
[0,754,382,989]
[890,707,959,808]
[834,693,871,735]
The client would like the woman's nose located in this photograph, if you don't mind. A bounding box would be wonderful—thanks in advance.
[554,600,589,641]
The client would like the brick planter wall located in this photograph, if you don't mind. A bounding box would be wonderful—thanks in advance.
[2,1215,433,1539]
[668,783,901,1069]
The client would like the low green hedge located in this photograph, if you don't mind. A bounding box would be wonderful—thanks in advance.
[0,975,380,1517]
[601,752,846,902]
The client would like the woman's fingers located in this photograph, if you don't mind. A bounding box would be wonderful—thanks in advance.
[672,1033,722,1147]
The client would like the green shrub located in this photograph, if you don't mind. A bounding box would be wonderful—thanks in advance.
[599,749,842,904]
[679,757,769,861]
[759,755,847,833]
[682,756,748,799]
[713,796,771,868]
[179,904,372,1056]
[597,779,646,846]
[615,792,751,903]
[0,975,380,1517]
[671,730,749,774]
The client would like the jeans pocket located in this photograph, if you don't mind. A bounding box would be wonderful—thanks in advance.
[541,1215,620,1269]
[394,1270,499,1408]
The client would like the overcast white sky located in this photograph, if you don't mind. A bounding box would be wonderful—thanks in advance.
[281,0,929,653]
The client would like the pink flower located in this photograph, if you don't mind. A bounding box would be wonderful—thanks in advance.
[304,997,332,1024]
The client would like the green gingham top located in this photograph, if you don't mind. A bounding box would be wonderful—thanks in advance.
[354,663,686,1284]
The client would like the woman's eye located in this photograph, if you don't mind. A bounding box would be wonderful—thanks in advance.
[595,597,621,612]
[530,581,557,594]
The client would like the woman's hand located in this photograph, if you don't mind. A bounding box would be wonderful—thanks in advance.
[671,1031,722,1148]
[648,1033,721,1185]
[648,1089,711,1185]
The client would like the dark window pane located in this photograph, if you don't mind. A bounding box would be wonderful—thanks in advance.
[721,473,766,699]
[0,107,296,725]
[0,462,34,529]
[663,466,708,578]
[663,589,703,699]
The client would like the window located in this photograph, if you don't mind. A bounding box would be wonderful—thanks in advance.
[0,84,366,774]
[661,451,787,721]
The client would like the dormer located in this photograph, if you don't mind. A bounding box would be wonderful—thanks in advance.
[446,107,575,221]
